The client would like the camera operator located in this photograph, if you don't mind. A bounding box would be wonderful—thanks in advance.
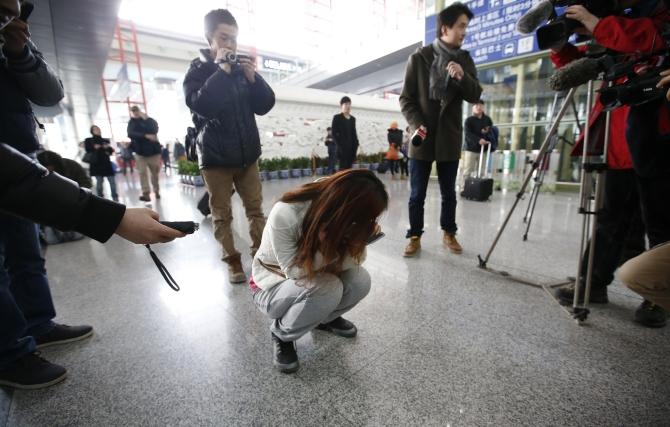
[551,0,670,327]
[183,9,275,285]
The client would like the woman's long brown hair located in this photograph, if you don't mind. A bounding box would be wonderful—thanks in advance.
[280,169,389,278]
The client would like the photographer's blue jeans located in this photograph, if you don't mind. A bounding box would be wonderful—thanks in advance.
[407,159,459,238]
[0,213,56,369]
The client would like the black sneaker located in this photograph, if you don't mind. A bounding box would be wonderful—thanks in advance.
[35,323,94,349]
[0,353,67,390]
[634,300,668,328]
[556,284,608,306]
[316,316,357,338]
[271,333,299,373]
[139,195,151,202]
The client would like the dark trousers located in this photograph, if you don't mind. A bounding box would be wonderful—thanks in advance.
[400,158,409,176]
[407,159,459,237]
[581,169,646,289]
[327,143,338,174]
[636,173,670,249]
[338,145,357,170]
[0,213,56,368]
[388,160,398,175]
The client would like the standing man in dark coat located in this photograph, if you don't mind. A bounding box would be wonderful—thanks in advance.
[85,125,118,201]
[127,105,161,202]
[400,2,482,258]
[331,96,359,170]
[183,9,275,284]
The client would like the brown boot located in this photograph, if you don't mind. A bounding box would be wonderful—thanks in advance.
[443,233,463,254]
[403,236,421,257]
[225,255,247,284]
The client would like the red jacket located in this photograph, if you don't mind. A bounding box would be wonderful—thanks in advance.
[550,10,670,170]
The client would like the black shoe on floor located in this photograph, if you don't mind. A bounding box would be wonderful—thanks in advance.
[316,316,357,338]
[35,323,94,349]
[271,333,299,373]
[139,195,151,202]
[634,300,668,328]
[0,353,67,390]
[556,284,609,306]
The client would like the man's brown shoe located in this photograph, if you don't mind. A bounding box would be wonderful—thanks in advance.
[226,255,247,284]
[403,236,421,257]
[443,233,463,254]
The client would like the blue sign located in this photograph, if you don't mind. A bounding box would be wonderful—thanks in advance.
[425,0,541,65]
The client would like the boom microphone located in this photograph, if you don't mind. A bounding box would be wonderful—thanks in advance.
[516,0,555,34]
[549,57,604,91]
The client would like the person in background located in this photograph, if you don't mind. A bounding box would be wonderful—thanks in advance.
[161,143,171,174]
[173,139,186,162]
[461,100,495,188]
[251,169,387,373]
[127,105,161,202]
[331,96,359,170]
[84,125,118,202]
[119,141,135,175]
[399,125,410,179]
[324,126,337,174]
[386,122,403,180]
[399,2,482,258]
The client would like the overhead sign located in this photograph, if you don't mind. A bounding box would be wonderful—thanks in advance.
[425,0,541,65]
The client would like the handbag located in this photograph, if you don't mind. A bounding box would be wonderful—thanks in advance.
[82,152,94,163]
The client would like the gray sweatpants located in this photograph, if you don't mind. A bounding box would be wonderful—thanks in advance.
[253,267,371,342]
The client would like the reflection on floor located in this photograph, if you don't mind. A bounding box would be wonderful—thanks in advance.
[2,170,669,426]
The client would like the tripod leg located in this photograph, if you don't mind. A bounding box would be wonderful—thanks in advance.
[479,88,577,268]
[523,165,546,241]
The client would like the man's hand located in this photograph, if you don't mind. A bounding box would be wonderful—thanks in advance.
[446,61,464,81]
[238,56,256,83]
[479,138,488,146]
[0,20,30,55]
[115,208,186,244]
[657,69,670,101]
[145,134,158,142]
[566,5,600,34]
[214,48,233,74]
[93,144,101,149]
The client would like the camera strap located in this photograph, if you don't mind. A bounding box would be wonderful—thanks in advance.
[145,244,180,292]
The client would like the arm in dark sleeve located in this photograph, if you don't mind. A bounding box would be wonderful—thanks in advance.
[84,138,94,153]
[464,117,480,152]
[331,115,341,145]
[148,118,159,135]
[2,43,64,106]
[249,74,276,115]
[353,117,359,147]
[456,55,482,104]
[183,64,236,118]
[399,56,426,129]
[0,143,125,243]
[127,121,145,140]
[490,126,499,151]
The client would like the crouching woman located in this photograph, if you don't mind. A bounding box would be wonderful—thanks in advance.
[251,169,388,373]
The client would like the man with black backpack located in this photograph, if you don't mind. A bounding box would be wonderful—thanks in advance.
[183,8,275,284]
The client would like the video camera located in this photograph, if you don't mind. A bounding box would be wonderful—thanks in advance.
[537,1,622,50]
[599,55,669,110]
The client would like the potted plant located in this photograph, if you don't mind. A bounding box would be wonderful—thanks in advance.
[299,157,311,177]
[178,160,204,186]
[267,158,279,180]
[359,153,370,170]
[289,157,302,178]
[258,159,270,181]
[278,157,290,179]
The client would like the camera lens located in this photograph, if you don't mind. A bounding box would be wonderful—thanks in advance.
[224,52,237,63]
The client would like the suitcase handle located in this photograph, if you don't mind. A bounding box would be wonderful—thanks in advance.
[477,143,492,179]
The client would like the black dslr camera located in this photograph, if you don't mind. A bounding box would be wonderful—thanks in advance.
[220,52,253,65]
[537,1,622,50]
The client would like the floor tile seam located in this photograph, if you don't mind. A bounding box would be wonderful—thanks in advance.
[1,390,13,427]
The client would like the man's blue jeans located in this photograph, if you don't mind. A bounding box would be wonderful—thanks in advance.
[407,159,459,238]
[0,213,56,369]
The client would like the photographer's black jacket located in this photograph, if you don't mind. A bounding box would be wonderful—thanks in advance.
[0,42,64,154]
[0,143,125,243]
[183,50,275,169]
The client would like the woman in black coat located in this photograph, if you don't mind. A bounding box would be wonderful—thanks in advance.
[84,125,118,201]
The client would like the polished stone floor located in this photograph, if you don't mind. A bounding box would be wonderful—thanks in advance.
[2,170,669,426]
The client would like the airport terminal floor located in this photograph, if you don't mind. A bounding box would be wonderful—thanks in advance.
[1,171,669,426]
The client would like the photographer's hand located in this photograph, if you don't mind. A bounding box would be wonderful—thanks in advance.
[657,70,670,101]
[239,56,256,83]
[214,48,232,74]
[115,208,186,244]
[1,20,30,55]
[566,5,599,34]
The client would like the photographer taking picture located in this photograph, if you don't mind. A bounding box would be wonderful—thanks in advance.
[551,0,670,327]
[183,9,275,285]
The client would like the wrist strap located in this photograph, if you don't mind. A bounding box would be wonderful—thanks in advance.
[145,244,180,291]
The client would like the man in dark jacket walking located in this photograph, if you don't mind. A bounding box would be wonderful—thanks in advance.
[331,96,359,170]
[183,9,275,284]
[127,105,161,201]
[400,2,482,257]
[461,100,496,187]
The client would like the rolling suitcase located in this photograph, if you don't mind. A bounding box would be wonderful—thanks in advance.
[462,143,493,202]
